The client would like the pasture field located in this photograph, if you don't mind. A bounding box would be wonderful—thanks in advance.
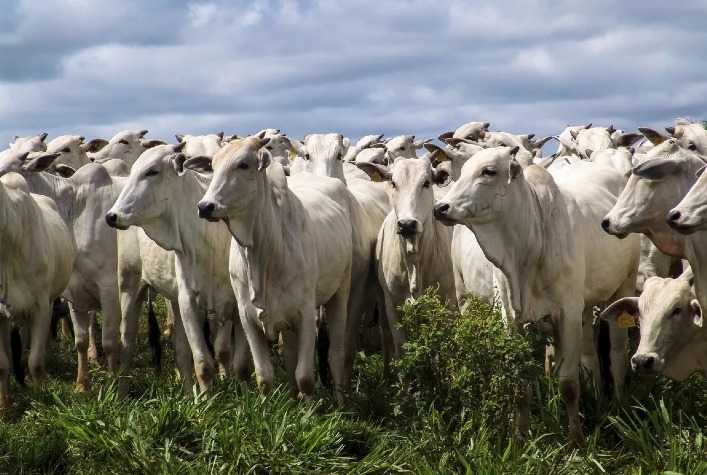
[1,293,707,474]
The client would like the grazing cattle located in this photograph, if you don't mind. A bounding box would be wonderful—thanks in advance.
[358,157,456,361]
[87,130,156,167]
[0,172,74,406]
[287,133,390,381]
[433,146,640,444]
[106,143,249,394]
[601,269,704,382]
[602,139,707,306]
[193,138,354,403]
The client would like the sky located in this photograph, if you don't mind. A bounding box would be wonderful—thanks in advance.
[2,0,707,147]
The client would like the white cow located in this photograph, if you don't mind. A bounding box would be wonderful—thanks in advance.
[433,146,640,444]
[44,135,91,172]
[0,133,48,160]
[667,118,707,155]
[193,138,354,403]
[437,121,490,142]
[287,133,390,380]
[602,139,707,308]
[343,134,385,162]
[358,157,456,360]
[87,130,157,167]
[601,270,704,381]
[175,132,224,159]
[384,135,432,163]
[106,143,250,394]
[0,172,74,406]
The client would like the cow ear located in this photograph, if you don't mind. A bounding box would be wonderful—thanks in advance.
[356,162,391,182]
[666,126,676,136]
[285,138,305,161]
[173,153,188,174]
[414,138,432,149]
[258,149,271,171]
[433,167,452,187]
[38,132,48,143]
[24,152,61,172]
[83,138,109,153]
[183,156,213,173]
[437,131,454,142]
[215,131,224,141]
[617,133,643,148]
[54,164,76,178]
[570,130,579,141]
[691,299,703,327]
[508,158,522,183]
[173,141,187,153]
[632,157,678,180]
[142,139,166,149]
[424,143,450,162]
[600,297,639,322]
[638,127,669,146]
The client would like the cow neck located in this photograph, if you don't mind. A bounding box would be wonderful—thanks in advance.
[684,239,707,311]
[22,171,75,227]
[645,227,686,259]
[227,170,289,312]
[468,167,573,318]
[0,183,35,307]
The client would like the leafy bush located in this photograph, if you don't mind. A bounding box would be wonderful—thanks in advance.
[392,290,543,439]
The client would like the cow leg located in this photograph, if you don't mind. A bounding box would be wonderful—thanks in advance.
[384,294,407,358]
[343,277,366,392]
[87,311,100,366]
[213,320,234,378]
[240,307,274,395]
[580,307,601,391]
[169,301,194,394]
[69,305,91,392]
[164,303,175,339]
[325,288,350,406]
[118,280,148,397]
[177,295,214,396]
[380,307,395,379]
[99,288,121,374]
[28,305,51,387]
[555,311,584,446]
[606,273,636,395]
[0,320,10,408]
[232,318,252,382]
[295,308,317,403]
[281,329,299,398]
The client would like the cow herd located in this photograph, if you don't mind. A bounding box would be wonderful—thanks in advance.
[1,119,706,445]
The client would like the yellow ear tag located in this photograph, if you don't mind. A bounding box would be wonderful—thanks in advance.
[618,311,636,328]
[371,171,383,182]
[288,148,297,160]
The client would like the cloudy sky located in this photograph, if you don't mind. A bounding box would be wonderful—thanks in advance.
[2,0,706,146]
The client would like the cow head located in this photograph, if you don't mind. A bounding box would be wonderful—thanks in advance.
[88,129,153,166]
[601,272,701,381]
[433,146,522,227]
[286,133,347,181]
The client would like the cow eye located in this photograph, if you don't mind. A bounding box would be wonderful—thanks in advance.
[61,147,71,153]
[390,181,397,189]
[422,180,431,188]
[398,146,405,152]
[688,142,697,151]
[119,139,129,145]
[145,170,159,177]
[265,146,272,151]
[238,162,249,170]
[481,168,497,177]
[337,152,343,161]
[672,307,682,316]
[304,153,310,161]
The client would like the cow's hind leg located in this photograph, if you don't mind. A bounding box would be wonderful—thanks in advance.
[69,305,92,392]
[580,307,601,391]
[28,304,52,387]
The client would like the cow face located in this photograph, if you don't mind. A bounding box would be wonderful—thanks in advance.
[672,121,707,156]
[668,165,707,233]
[45,135,88,171]
[601,275,701,381]
[384,135,430,163]
[433,146,521,227]
[289,134,347,181]
[197,138,270,223]
[601,140,702,241]
[88,129,150,166]
[106,144,183,230]
[175,133,223,159]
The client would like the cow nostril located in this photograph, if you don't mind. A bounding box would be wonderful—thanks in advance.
[669,210,681,223]
[89,157,95,162]
[601,218,610,230]
[105,212,117,227]
[198,201,216,218]
[434,203,450,217]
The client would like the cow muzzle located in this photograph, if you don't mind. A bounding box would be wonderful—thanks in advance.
[433,202,456,225]
[631,353,660,374]
[105,212,130,230]
[396,219,420,237]
[197,201,220,222]
[667,209,699,235]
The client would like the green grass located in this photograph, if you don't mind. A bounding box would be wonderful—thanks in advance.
[2,292,707,474]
